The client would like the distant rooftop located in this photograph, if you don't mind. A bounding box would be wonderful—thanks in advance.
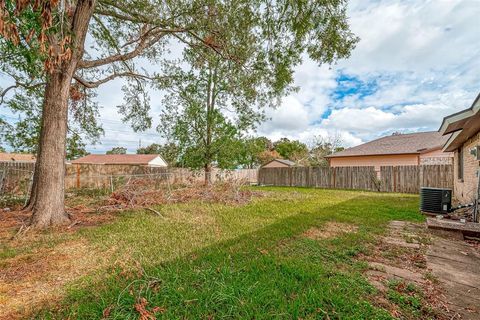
[274,159,297,166]
[0,153,36,162]
[71,154,162,165]
[327,131,451,158]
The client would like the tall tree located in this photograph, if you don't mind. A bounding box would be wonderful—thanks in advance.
[239,137,273,168]
[158,1,357,183]
[0,0,357,227]
[137,142,180,166]
[257,149,281,166]
[274,138,308,162]
[106,146,127,155]
[0,85,102,157]
[308,133,344,167]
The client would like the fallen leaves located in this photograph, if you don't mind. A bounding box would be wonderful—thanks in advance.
[134,297,165,320]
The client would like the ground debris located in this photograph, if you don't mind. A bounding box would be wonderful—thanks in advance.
[104,180,257,211]
[303,222,358,240]
[134,297,165,320]
[363,221,466,320]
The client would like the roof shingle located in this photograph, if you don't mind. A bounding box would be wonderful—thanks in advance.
[0,153,36,162]
[327,131,451,158]
[71,154,160,165]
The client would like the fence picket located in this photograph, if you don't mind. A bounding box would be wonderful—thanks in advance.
[258,165,453,194]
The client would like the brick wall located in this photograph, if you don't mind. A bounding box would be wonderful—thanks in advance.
[419,157,453,165]
[453,132,480,204]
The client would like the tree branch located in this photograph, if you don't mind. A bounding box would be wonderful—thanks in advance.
[0,82,45,105]
[0,85,17,105]
[73,72,156,88]
[77,27,176,69]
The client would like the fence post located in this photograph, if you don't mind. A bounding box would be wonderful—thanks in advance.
[76,164,81,188]
[333,167,336,189]
[393,166,397,193]
[419,165,424,189]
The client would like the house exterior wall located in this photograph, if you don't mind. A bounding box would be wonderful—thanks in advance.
[453,132,480,204]
[262,161,290,168]
[419,149,453,165]
[329,154,420,172]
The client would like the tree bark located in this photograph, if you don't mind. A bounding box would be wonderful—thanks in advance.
[204,163,212,185]
[29,74,72,227]
[27,0,96,228]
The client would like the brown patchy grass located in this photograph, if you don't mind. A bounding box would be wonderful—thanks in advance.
[0,206,118,319]
[302,222,358,240]
[0,239,105,320]
[0,183,258,319]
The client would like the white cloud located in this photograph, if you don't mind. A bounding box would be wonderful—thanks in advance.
[260,96,310,133]
[259,0,480,147]
[2,0,479,151]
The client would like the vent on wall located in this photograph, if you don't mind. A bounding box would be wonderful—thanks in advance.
[420,187,452,214]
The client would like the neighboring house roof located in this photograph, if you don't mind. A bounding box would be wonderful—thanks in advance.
[439,92,480,152]
[0,153,36,162]
[263,159,297,167]
[326,131,450,158]
[71,154,167,166]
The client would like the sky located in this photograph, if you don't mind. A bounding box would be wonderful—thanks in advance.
[1,0,480,153]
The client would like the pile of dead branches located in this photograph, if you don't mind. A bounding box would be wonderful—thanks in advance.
[103,179,256,211]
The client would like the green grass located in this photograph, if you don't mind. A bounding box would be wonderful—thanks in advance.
[18,187,422,319]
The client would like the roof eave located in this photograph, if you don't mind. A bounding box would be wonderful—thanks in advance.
[326,152,422,158]
[442,131,462,152]
[439,92,480,135]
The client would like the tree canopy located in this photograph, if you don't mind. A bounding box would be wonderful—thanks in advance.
[137,142,180,166]
[0,0,358,227]
[106,146,127,155]
[273,138,308,162]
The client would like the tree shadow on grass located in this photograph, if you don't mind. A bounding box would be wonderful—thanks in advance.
[37,193,420,319]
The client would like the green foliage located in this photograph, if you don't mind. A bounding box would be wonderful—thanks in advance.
[274,138,308,161]
[386,280,434,318]
[0,86,102,156]
[1,0,358,173]
[238,137,273,168]
[137,142,180,166]
[156,0,358,172]
[308,134,345,167]
[158,55,261,170]
[66,134,89,160]
[106,147,127,155]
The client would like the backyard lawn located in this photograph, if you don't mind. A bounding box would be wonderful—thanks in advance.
[1,187,426,319]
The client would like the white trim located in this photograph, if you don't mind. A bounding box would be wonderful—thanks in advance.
[439,94,480,135]
[442,131,461,152]
[147,155,168,167]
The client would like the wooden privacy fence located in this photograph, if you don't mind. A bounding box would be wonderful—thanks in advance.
[258,165,453,194]
[0,161,258,197]
[64,165,258,189]
[0,161,35,196]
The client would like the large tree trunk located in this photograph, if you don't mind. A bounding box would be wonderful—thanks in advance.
[27,0,95,228]
[29,74,72,227]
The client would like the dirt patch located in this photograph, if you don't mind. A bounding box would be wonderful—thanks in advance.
[363,220,477,320]
[0,240,105,319]
[303,222,358,240]
[0,208,113,319]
